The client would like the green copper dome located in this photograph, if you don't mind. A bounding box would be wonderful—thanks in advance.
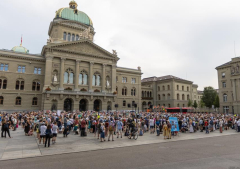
[11,45,29,54]
[55,7,93,26]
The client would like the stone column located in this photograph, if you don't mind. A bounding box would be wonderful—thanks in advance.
[102,64,106,92]
[74,60,80,91]
[59,58,65,90]
[43,56,53,89]
[89,62,94,92]
[111,64,116,93]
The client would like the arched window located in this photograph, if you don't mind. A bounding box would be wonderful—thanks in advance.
[167,93,170,100]
[145,91,146,97]
[187,95,190,100]
[177,103,179,107]
[96,75,101,86]
[0,96,3,105]
[162,86,165,90]
[64,68,74,84]
[158,86,160,91]
[168,85,170,90]
[223,94,227,102]
[131,88,136,96]
[177,85,179,90]
[79,70,88,85]
[63,32,67,40]
[182,94,185,100]
[182,86,184,91]
[16,79,24,90]
[147,91,149,97]
[32,81,40,91]
[32,97,37,106]
[177,94,179,100]
[116,87,118,93]
[187,86,189,91]
[158,94,161,100]
[72,34,75,41]
[15,97,21,105]
[150,92,152,97]
[163,94,165,100]
[92,75,96,86]
[79,74,83,84]
[123,100,126,106]
[168,104,171,108]
[92,73,101,86]
[76,35,79,41]
[122,87,127,96]
[142,91,144,97]
[68,33,71,41]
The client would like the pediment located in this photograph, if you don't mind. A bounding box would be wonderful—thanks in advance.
[44,40,118,61]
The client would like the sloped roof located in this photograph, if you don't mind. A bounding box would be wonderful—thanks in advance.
[142,75,192,83]
[216,61,231,69]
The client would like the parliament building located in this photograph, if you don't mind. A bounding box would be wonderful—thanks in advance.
[0,1,201,112]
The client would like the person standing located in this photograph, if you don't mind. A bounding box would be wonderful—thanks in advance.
[52,122,58,144]
[39,123,47,144]
[100,123,105,142]
[149,117,155,134]
[81,118,86,137]
[205,119,209,134]
[219,119,223,133]
[237,119,240,132]
[167,121,172,139]
[108,120,115,141]
[116,119,123,138]
[163,122,168,139]
[45,125,52,147]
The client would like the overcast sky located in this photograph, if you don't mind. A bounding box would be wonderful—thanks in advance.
[1,0,240,90]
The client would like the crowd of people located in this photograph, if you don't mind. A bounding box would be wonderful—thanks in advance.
[1,111,240,147]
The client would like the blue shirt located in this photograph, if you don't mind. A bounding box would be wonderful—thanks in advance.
[117,121,123,130]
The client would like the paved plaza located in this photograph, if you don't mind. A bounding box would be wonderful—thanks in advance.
[0,127,238,161]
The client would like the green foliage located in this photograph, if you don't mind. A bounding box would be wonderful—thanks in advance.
[199,99,205,108]
[201,86,217,108]
[193,100,198,109]
[213,95,220,108]
[188,99,193,107]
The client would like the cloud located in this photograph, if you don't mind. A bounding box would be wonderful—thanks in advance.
[1,0,240,90]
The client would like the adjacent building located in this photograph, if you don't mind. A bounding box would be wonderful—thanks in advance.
[216,57,240,113]
[141,75,202,111]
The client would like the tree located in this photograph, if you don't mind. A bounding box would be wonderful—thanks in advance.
[193,100,198,109]
[188,99,193,107]
[200,98,205,108]
[201,86,217,108]
[213,95,220,108]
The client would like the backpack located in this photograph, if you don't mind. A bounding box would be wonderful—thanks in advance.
[210,120,213,125]
[100,126,103,133]
[109,123,114,131]
[3,123,8,129]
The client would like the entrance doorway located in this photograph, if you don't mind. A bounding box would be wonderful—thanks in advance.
[64,98,72,112]
[94,99,101,112]
[107,101,111,112]
[79,99,87,111]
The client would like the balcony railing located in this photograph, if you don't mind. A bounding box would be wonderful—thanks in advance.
[142,97,153,100]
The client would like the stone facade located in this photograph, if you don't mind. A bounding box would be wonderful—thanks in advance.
[216,57,240,113]
[141,75,202,110]
[0,1,141,112]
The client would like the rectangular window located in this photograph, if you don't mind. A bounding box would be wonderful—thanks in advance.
[222,82,226,88]
[0,64,8,71]
[34,68,41,74]
[122,77,127,83]
[18,66,26,73]
[131,78,136,84]
[222,72,225,78]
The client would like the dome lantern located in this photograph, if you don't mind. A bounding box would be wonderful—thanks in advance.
[69,0,78,10]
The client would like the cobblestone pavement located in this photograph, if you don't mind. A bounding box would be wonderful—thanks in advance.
[0,127,237,160]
